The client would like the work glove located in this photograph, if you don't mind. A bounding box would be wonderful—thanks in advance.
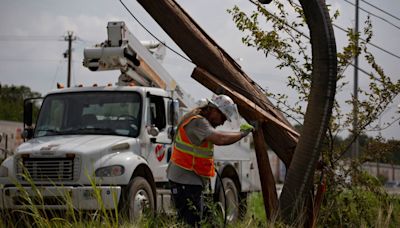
[240,123,255,137]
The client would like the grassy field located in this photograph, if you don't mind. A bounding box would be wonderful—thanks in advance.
[1,190,268,227]
[1,187,399,227]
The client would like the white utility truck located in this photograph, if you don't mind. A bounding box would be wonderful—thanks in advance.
[0,21,260,222]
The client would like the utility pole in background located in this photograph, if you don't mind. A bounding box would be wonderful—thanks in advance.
[64,31,76,88]
[352,0,360,158]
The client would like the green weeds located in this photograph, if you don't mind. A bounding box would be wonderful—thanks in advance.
[1,175,399,227]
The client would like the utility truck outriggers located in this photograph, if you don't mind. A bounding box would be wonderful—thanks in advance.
[0,21,260,222]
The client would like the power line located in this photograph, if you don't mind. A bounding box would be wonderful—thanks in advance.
[333,24,400,60]
[0,58,79,63]
[284,1,400,61]
[50,58,66,91]
[0,35,91,43]
[282,1,400,61]
[343,0,400,31]
[252,0,400,78]
[118,0,192,63]
[0,58,65,62]
[250,1,400,72]
[0,35,63,41]
[361,0,400,22]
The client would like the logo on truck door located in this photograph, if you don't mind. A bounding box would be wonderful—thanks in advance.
[154,144,166,162]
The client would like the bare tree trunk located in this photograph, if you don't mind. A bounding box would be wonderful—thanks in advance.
[278,0,337,224]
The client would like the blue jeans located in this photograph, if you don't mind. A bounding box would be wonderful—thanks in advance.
[169,181,204,227]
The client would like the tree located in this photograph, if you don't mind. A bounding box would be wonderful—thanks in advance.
[387,139,400,165]
[363,138,400,165]
[0,84,41,122]
[228,0,400,225]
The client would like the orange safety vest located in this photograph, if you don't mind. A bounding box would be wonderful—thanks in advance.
[170,115,215,177]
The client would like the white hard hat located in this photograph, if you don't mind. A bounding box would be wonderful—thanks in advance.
[209,94,239,122]
[196,98,209,107]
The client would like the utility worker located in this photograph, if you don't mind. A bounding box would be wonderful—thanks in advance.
[167,94,254,226]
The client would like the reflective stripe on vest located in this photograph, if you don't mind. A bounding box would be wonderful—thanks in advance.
[171,115,215,177]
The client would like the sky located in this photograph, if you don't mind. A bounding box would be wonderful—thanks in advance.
[0,0,399,140]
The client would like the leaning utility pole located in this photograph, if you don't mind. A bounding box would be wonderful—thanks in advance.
[64,31,76,87]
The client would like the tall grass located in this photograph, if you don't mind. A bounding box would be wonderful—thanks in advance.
[2,174,399,228]
[0,175,267,228]
[1,171,122,228]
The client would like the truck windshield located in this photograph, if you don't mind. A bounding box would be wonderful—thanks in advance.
[34,91,142,138]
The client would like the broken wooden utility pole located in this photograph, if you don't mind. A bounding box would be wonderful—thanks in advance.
[137,0,300,219]
[136,0,298,168]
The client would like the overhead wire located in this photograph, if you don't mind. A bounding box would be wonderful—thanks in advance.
[284,1,400,61]
[0,35,63,42]
[0,58,63,62]
[282,1,400,75]
[50,58,66,91]
[343,0,400,31]
[247,0,400,83]
[118,0,193,64]
[360,0,400,22]
[332,24,400,60]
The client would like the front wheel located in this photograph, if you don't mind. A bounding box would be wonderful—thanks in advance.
[122,176,155,222]
[218,177,240,223]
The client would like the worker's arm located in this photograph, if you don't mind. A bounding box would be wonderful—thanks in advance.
[205,131,247,146]
[205,123,255,145]
[186,118,253,146]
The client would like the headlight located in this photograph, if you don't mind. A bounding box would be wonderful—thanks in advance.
[95,165,125,177]
[0,165,8,177]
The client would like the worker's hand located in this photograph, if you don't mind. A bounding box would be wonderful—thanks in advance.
[240,123,254,137]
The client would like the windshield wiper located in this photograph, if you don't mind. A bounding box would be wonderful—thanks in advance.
[36,128,61,136]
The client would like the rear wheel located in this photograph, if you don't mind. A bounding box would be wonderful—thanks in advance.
[123,176,155,221]
[218,177,240,223]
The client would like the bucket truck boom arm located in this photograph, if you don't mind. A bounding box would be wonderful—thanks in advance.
[83,21,193,108]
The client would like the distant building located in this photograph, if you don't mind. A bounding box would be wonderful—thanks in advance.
[0,120,23,154]
[362,162,400,183]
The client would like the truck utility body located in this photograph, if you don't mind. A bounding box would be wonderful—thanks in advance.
[0,21,260,222]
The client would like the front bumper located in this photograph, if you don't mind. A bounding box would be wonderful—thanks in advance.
[0,185,121,210]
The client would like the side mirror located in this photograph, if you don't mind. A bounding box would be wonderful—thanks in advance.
[23,97,42,140]
[168,99,179,126]
[24,101,33,127]
[147,125,159,137]
[22,129,34,140]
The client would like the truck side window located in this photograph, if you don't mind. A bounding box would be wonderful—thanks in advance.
[149,96,166,131]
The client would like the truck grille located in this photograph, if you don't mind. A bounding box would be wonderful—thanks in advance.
[17,156,80,182]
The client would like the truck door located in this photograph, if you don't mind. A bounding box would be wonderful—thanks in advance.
[146,95,172,182]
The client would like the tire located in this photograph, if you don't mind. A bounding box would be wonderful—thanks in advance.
[123,176,155,222]
[218,177,240,223]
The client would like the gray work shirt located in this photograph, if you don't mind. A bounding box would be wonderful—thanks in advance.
[167,116,215,186]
